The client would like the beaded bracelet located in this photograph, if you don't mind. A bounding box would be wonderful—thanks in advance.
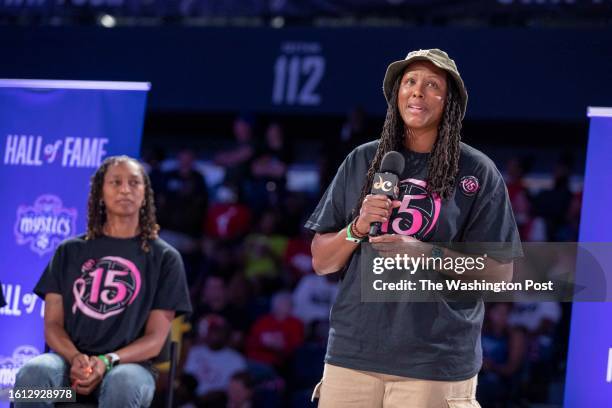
[351,216,368,239]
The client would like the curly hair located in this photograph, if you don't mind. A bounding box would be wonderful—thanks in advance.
[353,71,463,216]
[86,156,159,252]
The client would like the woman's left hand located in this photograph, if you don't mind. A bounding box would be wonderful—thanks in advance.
[73,356,106,395]
[369,234,430,258]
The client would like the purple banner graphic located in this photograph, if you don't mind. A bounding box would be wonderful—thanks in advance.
[564,107,612,406]
[0,80,149,400]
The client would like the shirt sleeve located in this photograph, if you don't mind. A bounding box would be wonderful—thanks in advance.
[461,167,523,261]
[152,246,193,317]
[34,242,66,300]
[304,153,352,234]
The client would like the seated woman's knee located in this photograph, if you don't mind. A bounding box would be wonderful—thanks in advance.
[15,353,65,386]
[104,364,155,394]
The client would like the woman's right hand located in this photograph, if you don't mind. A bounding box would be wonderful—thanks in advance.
[69,353,91,383]
[355,194,400,235]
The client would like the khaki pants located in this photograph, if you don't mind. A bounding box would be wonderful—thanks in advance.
[312,363,481,408]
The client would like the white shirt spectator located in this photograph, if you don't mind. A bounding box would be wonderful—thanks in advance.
[184,345,246,396]
[508,302,562,332]
[293,274,338,325]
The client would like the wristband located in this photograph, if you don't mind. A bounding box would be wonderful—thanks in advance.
[346,220,364,243]
[97,354,111,372]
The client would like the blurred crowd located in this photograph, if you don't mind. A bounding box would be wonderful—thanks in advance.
[142,113,580,408]
[477,155,580,408]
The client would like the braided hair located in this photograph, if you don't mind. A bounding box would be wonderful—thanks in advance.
[86,156,160,252]
[353,71,463,216]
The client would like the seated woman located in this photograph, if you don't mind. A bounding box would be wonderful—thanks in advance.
[15,155,192,408]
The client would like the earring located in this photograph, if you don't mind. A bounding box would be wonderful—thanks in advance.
[99,200,105,216]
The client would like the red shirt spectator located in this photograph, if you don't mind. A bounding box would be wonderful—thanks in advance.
[246,292,304,367]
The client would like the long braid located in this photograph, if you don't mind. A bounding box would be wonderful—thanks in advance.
[352,78,403,217]
[426,79,462,200]
[86,156,159,252]
[137,175,160,252]
[353,73,463,217]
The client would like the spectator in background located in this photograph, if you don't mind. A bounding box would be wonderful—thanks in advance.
[509,302,561,341]
[227,371,255,408]
[192,275,229,322]
[248,122,292,210]
[199,240,240,284]
[283,226,314,286]
[509,302,562,402]
[141,146,167,196]
[215,114,256,192]
[243,211,288,292]
[204,183,252,242]
[534,155,574,241]
[246,292,304,373]
[478,303,527,408]
[226,273,259,335]
[504,157,532,240]
[292,273,338,326]
[157,149,208,240]
[156,149,208,283]
[183,315,246,400]
[191,275,251,347]
[521,204,548,243]
[278,193,309,237]
[320,107,369,188]
[174,373,199,408]
[560,189,582,242]
[289,319,331,405]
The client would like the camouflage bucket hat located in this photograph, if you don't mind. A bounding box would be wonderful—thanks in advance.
[383,48,468,119]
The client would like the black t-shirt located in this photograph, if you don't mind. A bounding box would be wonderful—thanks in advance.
[305,140,522,381]
[35,234,192,356]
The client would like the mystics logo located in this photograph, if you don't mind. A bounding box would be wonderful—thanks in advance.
[72,257,142,320]
[14,195,77,256]
[0,346,40,388]
[382,178,441,240]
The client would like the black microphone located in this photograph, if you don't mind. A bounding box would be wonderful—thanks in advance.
[369,151,405,236]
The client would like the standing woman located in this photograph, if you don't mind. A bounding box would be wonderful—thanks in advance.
[15,156,192,407]
[306,49,522,407]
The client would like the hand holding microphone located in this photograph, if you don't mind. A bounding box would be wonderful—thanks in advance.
[354,151,405,237]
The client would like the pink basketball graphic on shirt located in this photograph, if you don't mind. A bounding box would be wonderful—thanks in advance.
[459,176,480,196]
[72,256,142,320]
[382,178,441,240]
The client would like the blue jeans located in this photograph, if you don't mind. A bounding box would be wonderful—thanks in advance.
[14,353,155,408]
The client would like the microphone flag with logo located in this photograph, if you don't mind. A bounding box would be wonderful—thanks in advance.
[369,151,405,236]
